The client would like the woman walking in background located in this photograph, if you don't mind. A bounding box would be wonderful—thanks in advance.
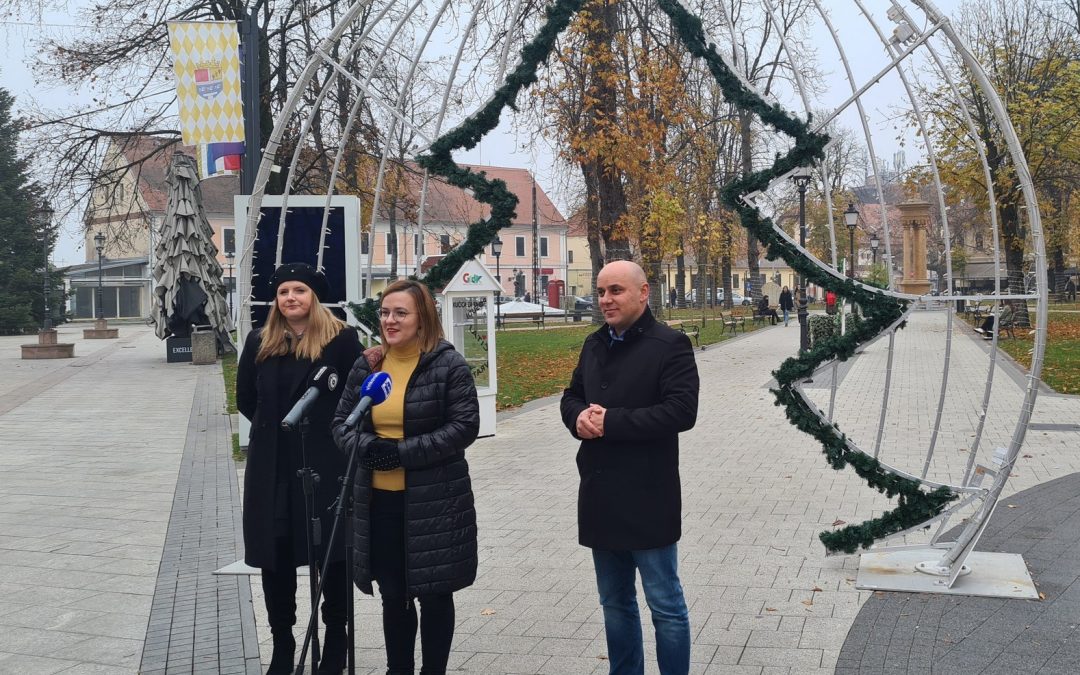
[779,286,794,326]
[334,279,479,675]
[237,263,362,675]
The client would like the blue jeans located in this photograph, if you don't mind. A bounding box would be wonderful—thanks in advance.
[782,308,790,326]
[592,545,690,675]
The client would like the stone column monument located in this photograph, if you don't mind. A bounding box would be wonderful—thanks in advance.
[897,201,933,296]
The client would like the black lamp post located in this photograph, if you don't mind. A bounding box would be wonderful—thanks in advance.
[844,202,859,279]
[792,171,812,353]
[870,232,880,266]
[490,236,503,327]
[36,204,56,330]
[225,250,235,317]
[94,232,106,320]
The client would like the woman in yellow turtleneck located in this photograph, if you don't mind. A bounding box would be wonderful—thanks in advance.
[334,279,479,675]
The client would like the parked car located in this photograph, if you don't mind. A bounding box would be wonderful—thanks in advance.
[729,292,751,306]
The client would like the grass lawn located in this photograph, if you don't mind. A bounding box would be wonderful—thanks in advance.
[494,312,765,410]
[997,309,1080,395]
[221,350,238,414]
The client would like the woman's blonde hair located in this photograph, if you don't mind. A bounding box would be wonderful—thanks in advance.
[380,279,443,354]
[256,288,345,363]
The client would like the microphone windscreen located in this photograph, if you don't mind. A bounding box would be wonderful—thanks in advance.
[310,366,340,394]
[360,371,392,405]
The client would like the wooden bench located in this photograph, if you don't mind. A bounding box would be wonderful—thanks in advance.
[717,311,745,335]
[665,320,701,348]
[504,312,546,328]
[752,306,778,326]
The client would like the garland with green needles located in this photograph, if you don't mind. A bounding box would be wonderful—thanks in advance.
[350,0,958,554]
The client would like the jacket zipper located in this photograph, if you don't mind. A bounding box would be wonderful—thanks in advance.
[400,347,432,607]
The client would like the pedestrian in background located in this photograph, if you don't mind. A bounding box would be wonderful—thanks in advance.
[333,279,479,675]
[757,294,779,325]
[779,285,794,326]
[237,263,362,675]
[561,260,700,675]
[669,287,677,308]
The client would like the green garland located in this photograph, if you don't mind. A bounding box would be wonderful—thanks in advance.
[351,0,958,553]
[656,0,957,553]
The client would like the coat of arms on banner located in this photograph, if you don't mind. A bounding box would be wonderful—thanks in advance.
[195,62,224,100]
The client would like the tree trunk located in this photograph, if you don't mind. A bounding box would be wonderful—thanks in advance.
[676,253,686,308]
[722,222,733,309]
[1000,202,1030,327]
[582,163,605,325]
[591,0,630,262]
[389,198,398,278]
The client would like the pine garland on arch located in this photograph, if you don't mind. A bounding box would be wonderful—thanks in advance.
[352,0,958,553]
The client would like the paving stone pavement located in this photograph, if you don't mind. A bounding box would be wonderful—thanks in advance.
[837,472,1080,675]
[2,309,1079,674]
[264,309,1080,674]
[0,325,205,673]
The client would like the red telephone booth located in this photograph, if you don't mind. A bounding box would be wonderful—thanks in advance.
[547,280,565,309]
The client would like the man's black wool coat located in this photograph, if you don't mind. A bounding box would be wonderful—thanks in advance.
[560,306,700,551]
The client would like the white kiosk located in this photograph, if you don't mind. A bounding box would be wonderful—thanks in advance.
[440,259,500,437]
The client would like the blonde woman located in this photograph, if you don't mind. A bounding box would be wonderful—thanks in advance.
[333,279,479,675]
[237,263,362,675]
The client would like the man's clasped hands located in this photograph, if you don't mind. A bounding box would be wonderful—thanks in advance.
[575,403,607,440]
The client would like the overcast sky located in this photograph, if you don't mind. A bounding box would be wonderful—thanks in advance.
[2,0,963,267]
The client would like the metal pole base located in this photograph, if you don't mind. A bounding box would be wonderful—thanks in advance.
[855,548,1037,599]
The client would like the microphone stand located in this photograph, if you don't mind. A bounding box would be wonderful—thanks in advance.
[295,414,365,675]
[295,417,322,670]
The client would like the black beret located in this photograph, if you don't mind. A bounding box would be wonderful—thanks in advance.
[269,262,330,301]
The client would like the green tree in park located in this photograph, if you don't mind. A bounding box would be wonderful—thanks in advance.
[0,88,60,335]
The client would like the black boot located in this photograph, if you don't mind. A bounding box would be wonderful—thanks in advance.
[317,624,347,674]
[267,631,296,675]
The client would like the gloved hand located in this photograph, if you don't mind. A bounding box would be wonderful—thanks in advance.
[361,438,401,471]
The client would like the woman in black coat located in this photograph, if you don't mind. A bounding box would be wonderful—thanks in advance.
[333,279,479,675]
[237,263,362,675]
[778,286,794,327]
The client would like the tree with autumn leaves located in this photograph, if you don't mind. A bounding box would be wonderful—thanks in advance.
[915,0,1080,309]
[535,0,819,317]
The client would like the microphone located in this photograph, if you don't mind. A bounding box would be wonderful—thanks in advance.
[342,371,393,428]
[281,366,340,431]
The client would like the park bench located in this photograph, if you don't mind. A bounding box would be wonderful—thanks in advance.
[717,311,745,335]
[505,312,546,328]
[752,306,778,326]
[665,320,701,349]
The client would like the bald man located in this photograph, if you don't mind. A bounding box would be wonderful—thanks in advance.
[560,260,700,675]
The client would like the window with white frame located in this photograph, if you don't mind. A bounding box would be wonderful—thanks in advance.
[515,236,525,257]
[540,236,549,258]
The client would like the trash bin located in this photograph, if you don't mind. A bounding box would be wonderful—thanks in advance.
[191,326,217,365]
[573,299,591,322]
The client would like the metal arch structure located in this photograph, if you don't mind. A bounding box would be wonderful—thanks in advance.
[236,0,1048,596]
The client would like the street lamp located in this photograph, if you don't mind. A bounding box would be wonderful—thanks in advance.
[94,232,106,320]
[36,203,56,330]
[870,232,880,265]
[225,250,235,318]
[490,236,503,328]
[844,202,859,279]
[791,170,812,353]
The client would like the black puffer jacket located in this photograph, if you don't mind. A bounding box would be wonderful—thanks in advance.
[332,339,479,596]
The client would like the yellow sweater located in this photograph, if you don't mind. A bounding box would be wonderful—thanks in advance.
[370,343,419,491]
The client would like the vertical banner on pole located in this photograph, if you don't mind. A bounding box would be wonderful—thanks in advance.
[167,21,246,146]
